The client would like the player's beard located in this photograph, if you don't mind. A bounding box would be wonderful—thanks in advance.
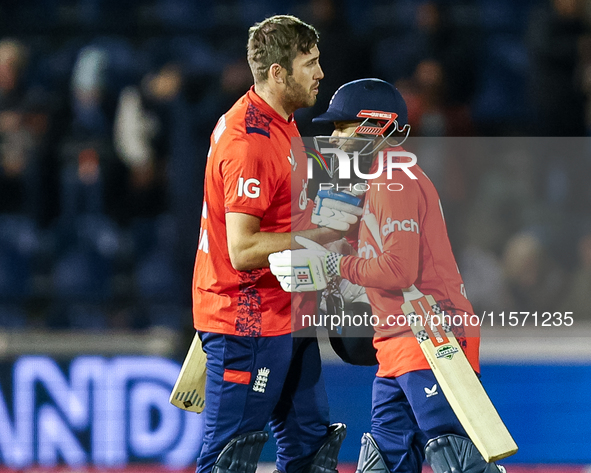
[283,74,317,111]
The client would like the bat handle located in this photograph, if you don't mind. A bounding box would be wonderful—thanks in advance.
[402,284,423,302]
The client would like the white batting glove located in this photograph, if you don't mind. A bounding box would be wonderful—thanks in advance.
[320,278,368,313]
[268,237,343,292]
[339,279,369,305]
[268,248,328,292]
[312,190,363,232]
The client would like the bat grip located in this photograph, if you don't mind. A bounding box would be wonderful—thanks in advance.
[402,284,423,302]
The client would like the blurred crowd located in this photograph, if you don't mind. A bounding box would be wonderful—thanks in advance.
[0,0,591,330]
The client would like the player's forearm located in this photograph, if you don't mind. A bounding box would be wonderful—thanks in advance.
[340,252,419,290]
[229,231,292,271]
[292,227,343,248]
[229,227,342,272]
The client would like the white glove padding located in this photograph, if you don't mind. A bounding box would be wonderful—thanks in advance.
[312,190,363,232]
[339,278,369,305]
[268,237,344,292]
[320,278,368,313]
[268,248,328,292]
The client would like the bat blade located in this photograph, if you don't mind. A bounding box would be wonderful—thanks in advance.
[402,289,518,463]
[169,332,207,413]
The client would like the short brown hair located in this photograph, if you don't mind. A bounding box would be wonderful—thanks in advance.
[247,15,319,83]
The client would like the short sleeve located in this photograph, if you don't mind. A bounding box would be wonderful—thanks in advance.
[221,138,281,218]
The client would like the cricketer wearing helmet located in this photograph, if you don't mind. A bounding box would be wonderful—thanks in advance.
[269,78,505,473]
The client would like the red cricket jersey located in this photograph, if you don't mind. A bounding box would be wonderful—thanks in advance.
[192,87,313,336]
[340,147,480,377]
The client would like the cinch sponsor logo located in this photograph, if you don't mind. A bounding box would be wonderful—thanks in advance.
[359,242,377,259]
[382,218,419,236]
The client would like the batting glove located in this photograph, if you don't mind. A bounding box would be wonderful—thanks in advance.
[320,278,368,313]
[268,237,343,292]
[312,190,363,232]
[339,278,369,305]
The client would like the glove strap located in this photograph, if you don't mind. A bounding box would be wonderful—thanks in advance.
[317,189,362,207]
[325,253,343,277]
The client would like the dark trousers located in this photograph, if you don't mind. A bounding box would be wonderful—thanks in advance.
[371,369,468,473]
[197,332,330,473]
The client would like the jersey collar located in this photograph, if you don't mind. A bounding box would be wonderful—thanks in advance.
[247,86,295,124]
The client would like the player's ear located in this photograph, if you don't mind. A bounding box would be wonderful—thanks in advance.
[269,63,286,84]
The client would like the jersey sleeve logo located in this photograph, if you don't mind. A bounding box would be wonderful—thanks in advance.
[359,242,378,259]
[382,218,419,237]
[237,177,261,198]
[245,103,272,138]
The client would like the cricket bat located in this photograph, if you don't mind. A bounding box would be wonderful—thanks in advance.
[169,332,207,413]
[401,285,518,463]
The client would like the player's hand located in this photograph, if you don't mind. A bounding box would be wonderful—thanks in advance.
[268,248,329,292]
[312,190,363,232]
[268,237,343,292]
[296,235,343,279]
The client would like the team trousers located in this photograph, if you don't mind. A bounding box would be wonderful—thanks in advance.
[371,369,468,473]
[196,331,330,473]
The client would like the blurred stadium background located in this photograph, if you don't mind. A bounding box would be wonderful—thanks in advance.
[0,0,591,471]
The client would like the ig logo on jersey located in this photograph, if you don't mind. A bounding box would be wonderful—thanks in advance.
[237,177,261,198]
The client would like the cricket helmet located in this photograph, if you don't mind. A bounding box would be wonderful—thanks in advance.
[313,78,408,129]
[311,78,410,179]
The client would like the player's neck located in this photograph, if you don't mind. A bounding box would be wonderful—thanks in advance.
[254,83,291,121]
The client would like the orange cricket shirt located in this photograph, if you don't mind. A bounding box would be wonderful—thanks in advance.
[192,87,314,336]
[340,147,480,377]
